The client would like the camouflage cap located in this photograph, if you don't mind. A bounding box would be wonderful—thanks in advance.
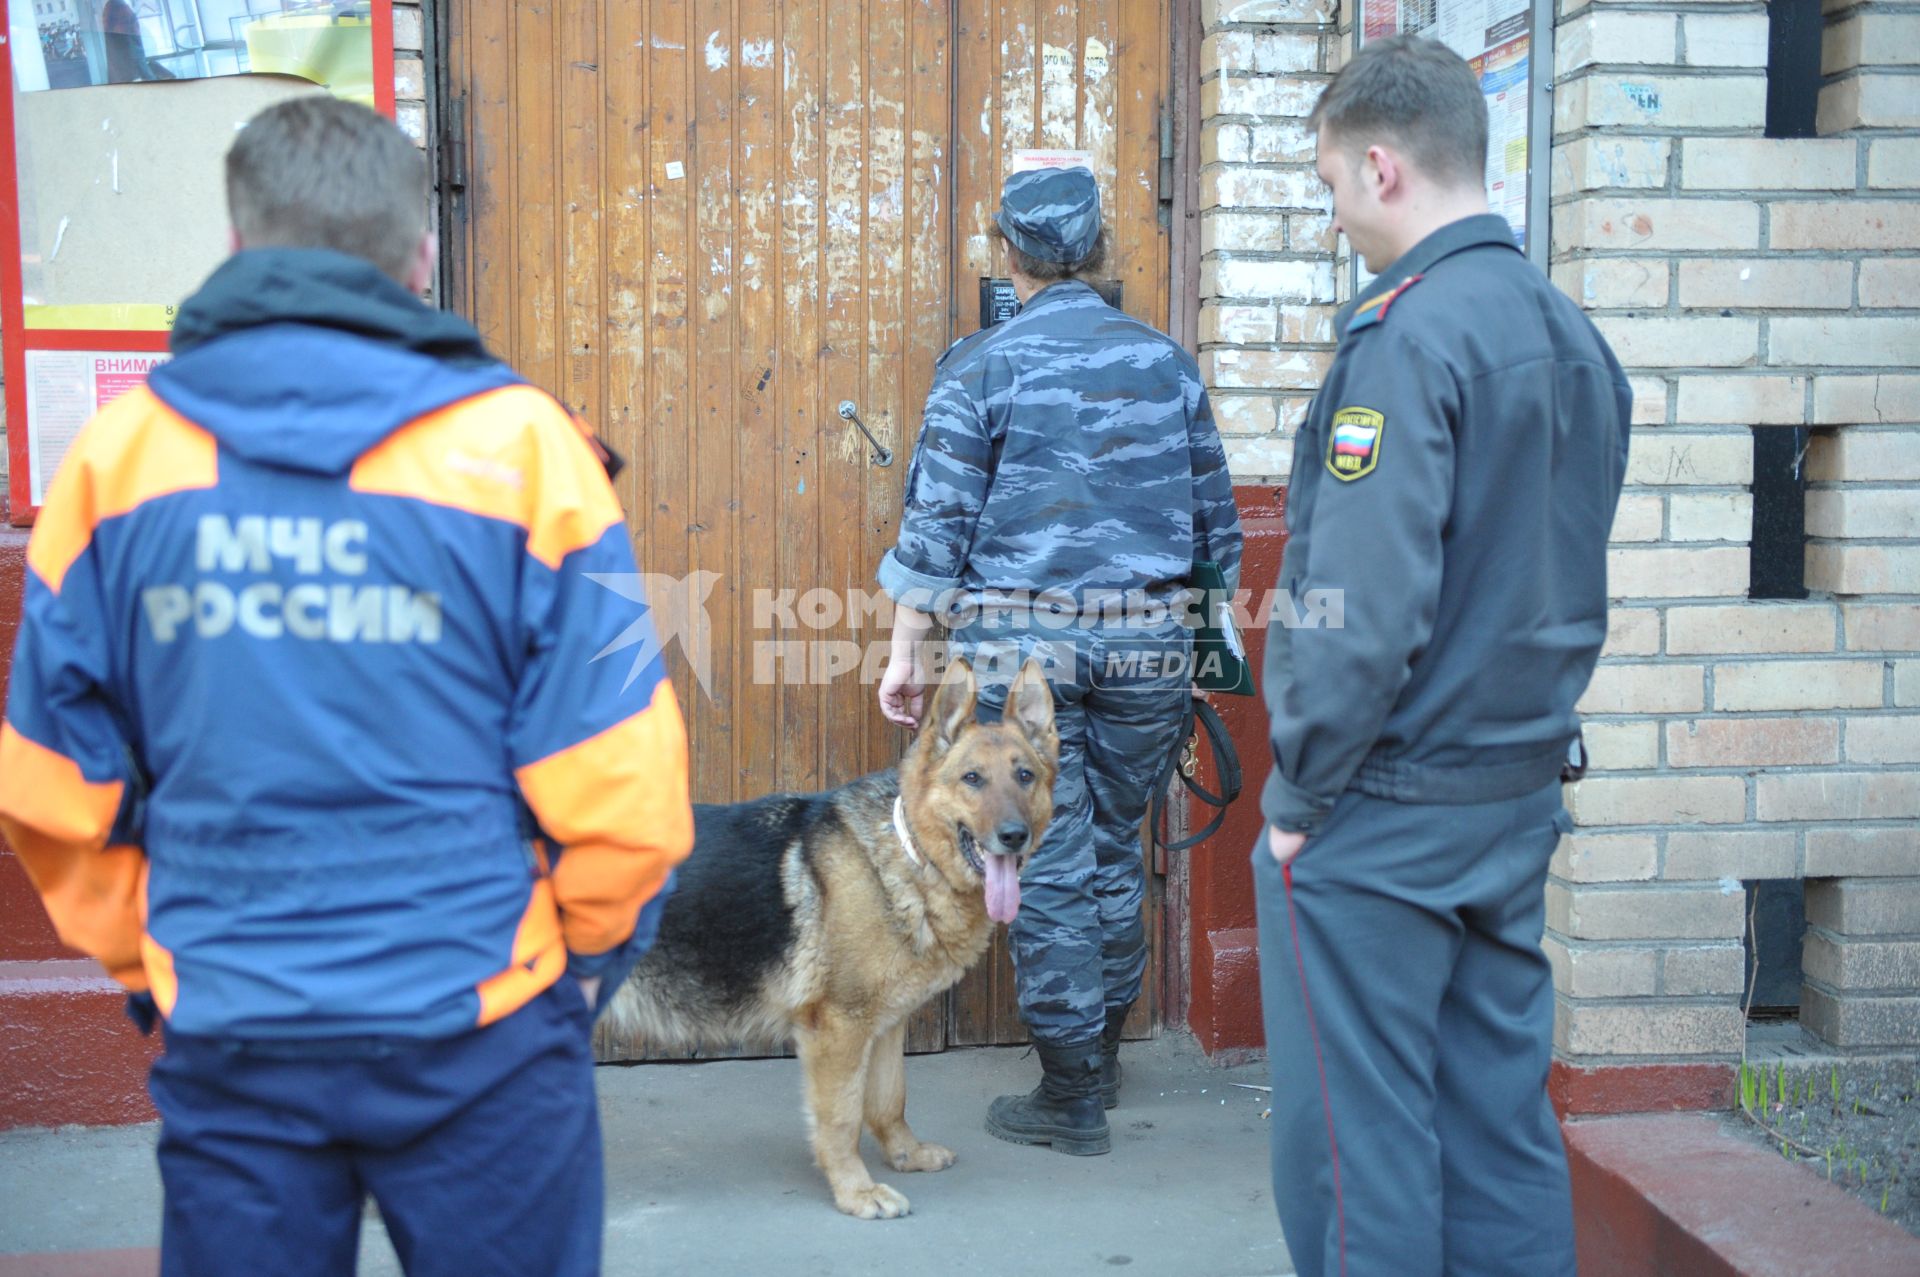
[994,166,1101,265]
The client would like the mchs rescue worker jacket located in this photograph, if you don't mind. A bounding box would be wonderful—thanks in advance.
[0,249,694,1039]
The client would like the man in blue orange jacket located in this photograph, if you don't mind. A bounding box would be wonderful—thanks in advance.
[0,96,693,1275]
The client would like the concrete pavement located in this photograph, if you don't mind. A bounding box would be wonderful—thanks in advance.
[0,1034,1292,1276]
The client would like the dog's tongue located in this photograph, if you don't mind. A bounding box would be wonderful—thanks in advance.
[984,853,1021,923]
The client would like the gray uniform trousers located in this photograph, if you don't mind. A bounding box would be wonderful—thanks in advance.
[967,625,1189,1048]
[1254,780,1576,1277]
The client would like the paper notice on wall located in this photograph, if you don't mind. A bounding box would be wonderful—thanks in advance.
[1358,0,1533,251]
[1009,149,1095,175]
[25,349,168,504]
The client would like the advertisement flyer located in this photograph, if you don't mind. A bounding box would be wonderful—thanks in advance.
[24,350,168,504]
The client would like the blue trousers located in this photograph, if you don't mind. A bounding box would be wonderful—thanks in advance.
[965,627,1189,1047]
[150,981,602,1277]
[1254,783,1576,1277]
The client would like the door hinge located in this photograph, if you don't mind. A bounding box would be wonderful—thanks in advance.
[1157,102,1175,228]
[441,96,467,195]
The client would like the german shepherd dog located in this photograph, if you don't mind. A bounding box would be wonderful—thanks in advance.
[601,657,1058,1219]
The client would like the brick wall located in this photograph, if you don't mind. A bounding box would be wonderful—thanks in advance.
[1199,0,1920,1088]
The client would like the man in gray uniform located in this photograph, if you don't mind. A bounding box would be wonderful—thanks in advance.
[877,166,1242,1156]
[1256,37,1628,1277]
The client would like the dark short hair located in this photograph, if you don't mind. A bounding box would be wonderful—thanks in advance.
[226,95,428,284]
[1309,35,1488,188]
[992,220,1107,283]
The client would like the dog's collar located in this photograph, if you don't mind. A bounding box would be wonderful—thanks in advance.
[892,797,925,869]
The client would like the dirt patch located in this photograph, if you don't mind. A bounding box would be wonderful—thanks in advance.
[1719,1056,1920,1238]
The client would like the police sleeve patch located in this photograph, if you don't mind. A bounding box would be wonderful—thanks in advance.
[1325,407,1384,481]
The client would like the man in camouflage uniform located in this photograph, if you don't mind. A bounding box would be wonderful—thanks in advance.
[876,166,1243,1156]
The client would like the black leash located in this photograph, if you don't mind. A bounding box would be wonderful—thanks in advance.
[1151,697,1243,853]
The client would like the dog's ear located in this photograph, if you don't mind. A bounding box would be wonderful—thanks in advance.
[926,656,977,751]
[1006,658,1058,764]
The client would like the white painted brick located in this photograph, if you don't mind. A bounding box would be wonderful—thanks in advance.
[1663,946,1747,997]
[1563,198,1761,252]
[1552,137,1673,194]
[1279,304,1335,343]
[1554,258,1669,310]
[1556,74,1766,131]
[1200,304,1279,346]
[1674,376,1807,426]
[1804,545,1920,596]
[1820,75,1920,132]
[1758,773,1920,822]
[1565,776,1749,827]
[1665,717,1840,768]
[1806,489,1920,540]
[1249,121,1316,164]
[1202,212,1287,253]
[1769,202,1920,251]
[393,6,424,52]
[1844,604,1920,653]
[1664,830,1799,880]
[1812,381,1920,428]
[1823,15,1920,76]
[1625,430,1753,486]
[1579,662,1706,714]
[394,56,426,102]
[1201,166,1323,210]
[1667,603,1836,656]
[1286,213,1336,252]
[1680,14,1770,68]
[1609,491,1665,543]
[1545,938,1661,998]
[1608,547,1749,599]
[1555,12,1677,73]
[1209,394,1279,435]
[1900,660,1920,709]
[1805,429,1920,480]
[1593,318,1758,369]
[1203,75,1322,119]
[1667,492,1752,543]
[1201,0,1334,23]
[1805,827,1920,878]
[1223,437,1293,483]
[1770,319,1920,369]
[1678,259,1852,310]
[1869,138,1920,191]
[1859,258,1920,310]
[1606,607,1663,657]
[1552,881,1748,938]
[1630,377,1670,425]
[396,101,426,147]
[1681,139,1858,192]
[1553,832,1660,884]
[1202,31,1322,77]
[1586,720,1661,770]
[1846,715,1920,765]
[1206,348,1331,391]
[1201,257,1336,302]
[1714,659,1886,711]
[1203,122,1251,165]
[1557,1003,1747,1057]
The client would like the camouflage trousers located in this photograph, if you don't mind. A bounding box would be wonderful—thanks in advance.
[963,624,1191,1049]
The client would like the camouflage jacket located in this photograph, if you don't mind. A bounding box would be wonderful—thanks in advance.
[878,281,1242,621]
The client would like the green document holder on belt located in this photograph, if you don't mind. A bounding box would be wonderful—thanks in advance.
[1189,559,1255,696]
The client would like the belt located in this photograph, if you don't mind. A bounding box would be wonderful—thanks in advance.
[1348,740,1570,806]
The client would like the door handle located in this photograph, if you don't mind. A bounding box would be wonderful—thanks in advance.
[837,401,893,467]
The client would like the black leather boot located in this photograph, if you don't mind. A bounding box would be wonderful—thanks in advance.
[1099,1003,1132,1110]
[985,1039,1111,1156]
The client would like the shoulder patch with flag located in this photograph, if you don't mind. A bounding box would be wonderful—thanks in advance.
[1325,407,1384,481]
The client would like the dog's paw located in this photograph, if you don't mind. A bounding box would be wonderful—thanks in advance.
[890,1141,956,1173]
[836,1182,911,1220]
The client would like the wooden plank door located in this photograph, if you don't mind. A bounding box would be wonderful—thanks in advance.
[440,0,1171,1056]
[942,0,1173,1048]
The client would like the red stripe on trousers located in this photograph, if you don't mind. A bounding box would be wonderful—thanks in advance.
[1285,860,1347,1277]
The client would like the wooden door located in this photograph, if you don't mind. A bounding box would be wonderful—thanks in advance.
[439,0,1171,1055]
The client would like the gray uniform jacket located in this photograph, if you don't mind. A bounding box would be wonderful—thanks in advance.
[879,280,1243,616]
[1262,214,1631,834]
